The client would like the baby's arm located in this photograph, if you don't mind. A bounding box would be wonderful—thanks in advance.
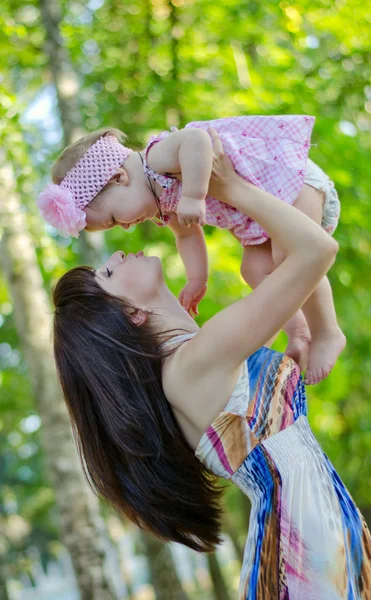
[167,213,208,316]
[146,128,213,227]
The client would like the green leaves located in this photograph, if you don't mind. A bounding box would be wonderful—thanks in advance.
[1,0,371,588]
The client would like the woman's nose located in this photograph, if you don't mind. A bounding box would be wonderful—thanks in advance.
[107,251,125,267]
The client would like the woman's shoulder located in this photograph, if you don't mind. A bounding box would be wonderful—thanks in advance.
[162,333,297,450]
[161,332,244,444]
[163,333,296,400]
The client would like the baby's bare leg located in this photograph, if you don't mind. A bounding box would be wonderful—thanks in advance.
[272,184,346,384]
[241,241,311,371]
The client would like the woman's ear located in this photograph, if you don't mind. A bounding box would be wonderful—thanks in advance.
[128,308,150,327]
[110,167,129,186]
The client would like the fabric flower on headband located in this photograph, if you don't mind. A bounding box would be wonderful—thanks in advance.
[37,184,86,238]
[36,135,132,237]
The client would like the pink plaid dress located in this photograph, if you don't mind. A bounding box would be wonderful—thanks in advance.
[143,115,316,245]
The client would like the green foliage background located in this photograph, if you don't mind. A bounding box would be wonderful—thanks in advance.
[1,0,370,585]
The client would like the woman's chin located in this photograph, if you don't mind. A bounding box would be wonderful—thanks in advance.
[146,254,162,265]
[154,256,166,282]
[139,254,164,277]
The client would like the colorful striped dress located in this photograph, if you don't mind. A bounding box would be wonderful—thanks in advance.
[191,341,371,599]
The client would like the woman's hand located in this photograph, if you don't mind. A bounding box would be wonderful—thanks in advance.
[206,127,239,203]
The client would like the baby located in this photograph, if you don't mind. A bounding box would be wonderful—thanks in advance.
[37,116,345,384]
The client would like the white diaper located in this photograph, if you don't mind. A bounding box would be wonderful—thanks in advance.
[304,158,340,235]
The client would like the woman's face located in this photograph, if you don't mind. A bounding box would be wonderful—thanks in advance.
[95,250,163,306]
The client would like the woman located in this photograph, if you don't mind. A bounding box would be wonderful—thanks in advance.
[53,130,371,598]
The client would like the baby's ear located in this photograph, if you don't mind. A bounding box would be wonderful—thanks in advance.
[110,167,129,186]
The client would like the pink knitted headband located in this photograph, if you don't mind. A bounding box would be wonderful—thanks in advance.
[37,135,132,237]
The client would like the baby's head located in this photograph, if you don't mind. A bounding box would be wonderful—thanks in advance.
[38,128,157,237]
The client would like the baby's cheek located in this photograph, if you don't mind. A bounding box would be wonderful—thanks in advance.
[117,198,140,222]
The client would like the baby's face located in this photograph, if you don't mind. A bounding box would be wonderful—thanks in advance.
[84,174,158,232]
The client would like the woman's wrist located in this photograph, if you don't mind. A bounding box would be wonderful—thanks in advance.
[219,172,248,205]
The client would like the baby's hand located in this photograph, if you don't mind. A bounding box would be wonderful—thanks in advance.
[177,195,206,227]
[179,279,207,317]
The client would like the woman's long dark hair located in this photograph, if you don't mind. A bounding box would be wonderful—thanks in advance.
[53,267,224,552]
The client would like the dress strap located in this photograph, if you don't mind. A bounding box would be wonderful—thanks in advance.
[161,332,197,349]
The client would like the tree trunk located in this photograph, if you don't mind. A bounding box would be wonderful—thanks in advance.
[167,0,183,127]
[207,552,232,600]
[39,0,104,268]
[0,573,9,600]
[359,507,371,530]
[39,3,189,597]
[0,515,9,600]
[141,531,189,600]
[223,514,244,564]
[39,0,82,146]
[0,162,122,600]
[0,538,10,600]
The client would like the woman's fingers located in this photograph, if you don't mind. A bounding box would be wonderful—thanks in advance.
[207,127,223,155]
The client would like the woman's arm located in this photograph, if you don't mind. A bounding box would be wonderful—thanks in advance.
[185,129,338,373]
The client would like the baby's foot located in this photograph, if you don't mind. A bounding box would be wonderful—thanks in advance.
[304,327,346,385]
[286,334,311,372]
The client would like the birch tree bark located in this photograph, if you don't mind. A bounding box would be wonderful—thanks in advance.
[0,520,10,600]
[141,531,189,600]
[39,0,104,268]
[0,161,122,600]
[38,3,190,597]
[207,553,232,600]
